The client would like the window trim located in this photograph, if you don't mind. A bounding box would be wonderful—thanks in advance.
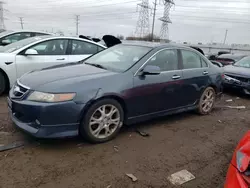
[18,39,69,56]
[180,49,210,70]
[134,48,181,76]
[68,39,104,55]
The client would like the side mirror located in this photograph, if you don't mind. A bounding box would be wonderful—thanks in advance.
[141,65,161,75]
[1,39,11,45]
[25,49,38,55]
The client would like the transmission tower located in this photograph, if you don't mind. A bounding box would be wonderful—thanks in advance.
[159,0,174,40]
[0,1,5,30]
[135,0,150,38]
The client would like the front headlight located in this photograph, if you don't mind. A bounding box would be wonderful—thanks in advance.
[27,91,76,102]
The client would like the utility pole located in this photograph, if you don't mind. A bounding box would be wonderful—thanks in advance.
[0,1,5,30]
[19,17,24,29]
[223,29,228,45]
[151,0,157,41]
[75,15,80,36]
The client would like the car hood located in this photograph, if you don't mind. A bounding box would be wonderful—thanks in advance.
[224,65,250,77]
[19,63,116,89]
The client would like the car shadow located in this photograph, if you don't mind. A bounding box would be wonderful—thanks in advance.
[20,111,196,150]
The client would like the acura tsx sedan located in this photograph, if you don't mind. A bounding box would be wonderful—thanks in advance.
[8,43,223,143]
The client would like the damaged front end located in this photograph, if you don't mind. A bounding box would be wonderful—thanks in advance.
[223,74,250,95]
[225,131,250,188]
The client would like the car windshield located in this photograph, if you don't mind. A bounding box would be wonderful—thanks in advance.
[234,56,250,68]
[0,36,49,53]
[84,44,151,72]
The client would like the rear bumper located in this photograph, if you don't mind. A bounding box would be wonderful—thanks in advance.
[8,97,85,138]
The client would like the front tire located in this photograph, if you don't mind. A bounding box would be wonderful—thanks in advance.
[0,72,6,95]
[197,87,216,115]
[80,99,124,143]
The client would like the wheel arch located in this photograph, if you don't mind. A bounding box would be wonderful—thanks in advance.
[0,68,10,92]
[78,95,128,122]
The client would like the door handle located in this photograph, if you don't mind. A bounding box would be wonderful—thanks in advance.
[172,75,181,80]
[56,58,65,60]
[203,71,209,75]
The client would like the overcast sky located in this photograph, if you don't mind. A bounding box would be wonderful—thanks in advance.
[4,0,250,44]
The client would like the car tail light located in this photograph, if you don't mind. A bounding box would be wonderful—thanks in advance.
[221,74,225,79]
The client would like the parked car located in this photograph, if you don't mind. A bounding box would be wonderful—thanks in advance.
[210,60,223,67]
[214,54,247,66]
[0,30,50,46]
[225,131,250,188]
[8,43,223,143]
[0,35,106,95]
[223,56,250,95]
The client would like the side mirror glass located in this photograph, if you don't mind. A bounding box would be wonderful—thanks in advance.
[25,49,38,55]
[142,65,161,75]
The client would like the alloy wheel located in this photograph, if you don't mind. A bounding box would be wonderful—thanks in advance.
[89,104,121,139]
[201,88,215,113]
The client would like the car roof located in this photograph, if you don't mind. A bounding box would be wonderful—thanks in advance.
[1,30,52,35]
[34,35,106,47]
[120,40,193,50]
[218,54,246,59]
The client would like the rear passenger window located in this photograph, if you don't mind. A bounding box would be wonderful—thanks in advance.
[71,40,98,55]
[147,49,178,71]
[181,50,201,69]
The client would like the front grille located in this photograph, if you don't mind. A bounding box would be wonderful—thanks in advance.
[225,74,250,83]
[12,81,29,99]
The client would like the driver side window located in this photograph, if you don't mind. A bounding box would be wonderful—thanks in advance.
[147,49,178,72]
[27,39,68,55]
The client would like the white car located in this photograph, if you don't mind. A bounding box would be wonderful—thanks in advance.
[0,35,106,94]
[0,30,51,46]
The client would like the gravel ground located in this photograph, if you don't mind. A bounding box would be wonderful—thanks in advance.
[0,92,250,188]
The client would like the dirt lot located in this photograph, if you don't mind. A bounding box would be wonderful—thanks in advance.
[0,92,250,188]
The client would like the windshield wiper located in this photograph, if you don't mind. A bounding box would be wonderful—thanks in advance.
[85,62,107,70]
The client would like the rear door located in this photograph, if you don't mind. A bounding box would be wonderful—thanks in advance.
[131,49,184,116]
[67,39,105,62]
[15,39,69,78]
[180,49,210,106]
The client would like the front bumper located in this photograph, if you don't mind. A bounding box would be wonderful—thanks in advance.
[8,97,85,138]
[225,164,249,188]
[223,80,250,95]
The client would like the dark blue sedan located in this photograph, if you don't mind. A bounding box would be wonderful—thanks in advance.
[8,43,223,143]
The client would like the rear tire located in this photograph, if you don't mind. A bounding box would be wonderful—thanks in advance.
[79,99,124,143]
[197,87,216,115]
[0,72,6,95]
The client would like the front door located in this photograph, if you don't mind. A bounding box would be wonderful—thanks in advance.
[15,39,69,78]
[180,49,210,106]
[130,49,183,117]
